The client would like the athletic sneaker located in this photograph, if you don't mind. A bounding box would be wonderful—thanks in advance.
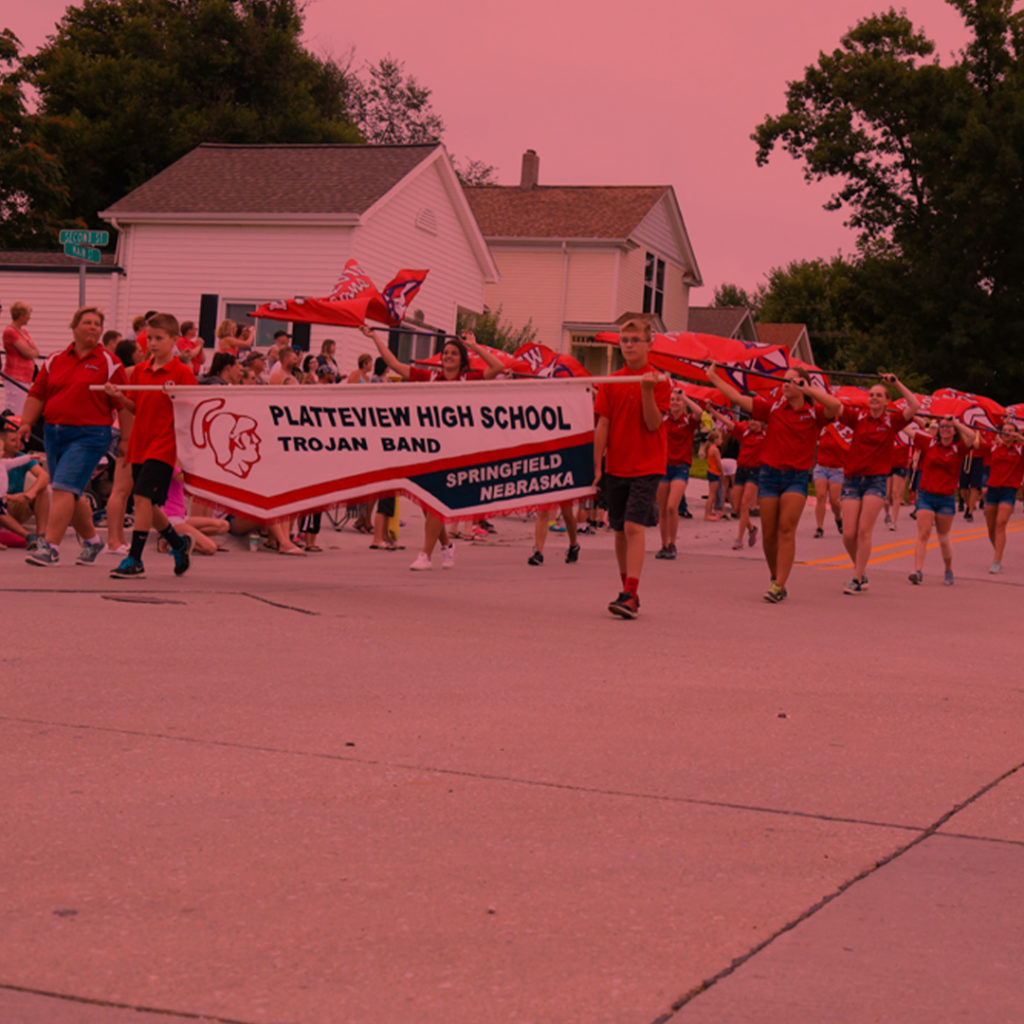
[944,569,955,585]
[110,556,145,579]
[608,591,639,619]
[26,541,60,567]
[763,581,787,603]
[908,570,923,585]
[409,552,432,571]
[843,578,862,595]
[527,550,544,566]
[859,575,869,590]
[440,542,455,568]
[171,535,193,576]
[813,527,824,539]
[990,562,1002,574]
[654,546,670,559]
[663,544,677,560]
[888,521,897,531]
[748,525,758,547]
[103,543,130,556]
[548,522,566,533]
[732,538,744,550]
[964,511,973,522]
[472,525,489,541]
[565,544,580,564]
[76,540,105,565]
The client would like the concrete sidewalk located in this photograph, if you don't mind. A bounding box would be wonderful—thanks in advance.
[2,504,1021,1023]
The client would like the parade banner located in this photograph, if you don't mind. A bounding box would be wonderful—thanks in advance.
[170,380,596,523]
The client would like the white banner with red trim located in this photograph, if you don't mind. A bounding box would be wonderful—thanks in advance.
[169,380,596,523]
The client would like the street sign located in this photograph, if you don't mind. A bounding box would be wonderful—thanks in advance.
[63,241,102,264]
[59,229,109,247]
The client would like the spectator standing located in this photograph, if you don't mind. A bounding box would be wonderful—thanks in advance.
[3,302,40,416]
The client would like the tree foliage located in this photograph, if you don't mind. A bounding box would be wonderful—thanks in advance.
[456,305,537,354]
[348,56,444,145]
[713,283,763,315]
[0,30,70,246]
[7,0,360,245]
[753,0,1024,400]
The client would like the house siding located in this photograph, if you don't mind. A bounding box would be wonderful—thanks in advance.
[482,247,567,350]
[0,270,118,357]
[617,245,690,332]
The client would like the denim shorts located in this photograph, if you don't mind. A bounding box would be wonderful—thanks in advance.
[759,465,810,499]
[984,486,1017,507]
[735,465,760,488]
[706,471,721,483]
[916,490,956,516]
[841,474,888,501]
[662,462,691,484]
[890,466,910,478]
[812,464,844,484]
[44,423,112,497]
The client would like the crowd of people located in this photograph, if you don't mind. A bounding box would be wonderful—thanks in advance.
[3,302,1022,616]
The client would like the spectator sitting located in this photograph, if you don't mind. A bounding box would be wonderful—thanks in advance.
[244,350,269,383]
[269,347,300,385]
[1,412,49,546]
[200,352,242,385]
[346,353,373,383]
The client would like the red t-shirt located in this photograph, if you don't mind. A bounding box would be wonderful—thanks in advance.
[913,433,969,495]
[28,343,127,426]
[977,441,1024,489]
[731,422,766,468]
[815,423,851,469]
[594,364,672,477]
[409,366,484,382]
[841,406,907,477]
[665,412,701,465]
[750,395,830,471]
[126,357,197,465]
[3,326,36,383]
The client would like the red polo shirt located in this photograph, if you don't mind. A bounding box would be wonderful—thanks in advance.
[126,357,197,466]
[841,406,906,476]
[977,441,1024,489]
[913,433,969,495]
[29,343,127,426]
[751,394,830,471]
[665,412,701,465]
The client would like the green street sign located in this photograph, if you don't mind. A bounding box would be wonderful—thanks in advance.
[63,241,102,264]
[59,229,109,247]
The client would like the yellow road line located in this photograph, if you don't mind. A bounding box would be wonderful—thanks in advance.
[801,520,1024,570]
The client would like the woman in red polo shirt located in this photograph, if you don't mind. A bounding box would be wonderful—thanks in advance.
[838,375,919,594]
[908,417,977,585]
[977,421,1024,573]
[708,365,841,602]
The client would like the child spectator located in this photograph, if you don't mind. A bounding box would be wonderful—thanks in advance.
[104,313,197,579]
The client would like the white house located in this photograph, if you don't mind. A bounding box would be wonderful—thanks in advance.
[92,142,497,369]
[464,150,702,374]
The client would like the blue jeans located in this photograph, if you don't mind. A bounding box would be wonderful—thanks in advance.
[44,423,111,496]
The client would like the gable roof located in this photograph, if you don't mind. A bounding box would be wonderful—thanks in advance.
[463,185,670,240]
[687,306,757,339]
[102,143,443,216]
[755,322,808,351]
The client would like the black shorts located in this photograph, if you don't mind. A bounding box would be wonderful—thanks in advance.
[376,495,396,517]
[605,473,660,531]
[131,459,174,506]
[735,464,760,487]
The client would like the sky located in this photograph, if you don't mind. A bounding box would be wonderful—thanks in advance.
[5,0,977,298]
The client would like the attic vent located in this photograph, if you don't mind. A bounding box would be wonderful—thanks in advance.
[415,208,438,235]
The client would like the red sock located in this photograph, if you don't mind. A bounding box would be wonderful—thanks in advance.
[620,572,627,588]
[625,576,639,596]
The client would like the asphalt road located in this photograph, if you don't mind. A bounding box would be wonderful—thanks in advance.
[2,503,1022,1023]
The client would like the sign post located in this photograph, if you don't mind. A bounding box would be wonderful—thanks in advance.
[59,229,110,305]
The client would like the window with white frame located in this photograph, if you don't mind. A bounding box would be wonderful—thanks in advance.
[643,253,665,318]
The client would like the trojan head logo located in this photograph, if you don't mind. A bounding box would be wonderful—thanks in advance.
[190,398,262,479]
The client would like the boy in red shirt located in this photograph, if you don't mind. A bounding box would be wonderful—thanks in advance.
[593,316,671,618]
[105,313,197,579]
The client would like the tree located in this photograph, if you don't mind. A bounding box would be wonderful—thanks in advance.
[349,55,444,144]
[452,156,498,186]
[16,0,360,241]
[456,305,537,353]
[753,0,1024,400]
[712,283,763,315]
[0,30,71,247]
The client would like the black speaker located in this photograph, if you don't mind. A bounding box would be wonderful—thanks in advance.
[198,294,218,349]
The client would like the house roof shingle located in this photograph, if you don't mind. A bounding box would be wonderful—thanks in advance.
[755,322,808,351]
[687,306,753,338]
[463,185,669,239]
[102,143,442,216]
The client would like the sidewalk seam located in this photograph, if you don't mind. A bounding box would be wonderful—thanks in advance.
[648,761,1023,1023]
